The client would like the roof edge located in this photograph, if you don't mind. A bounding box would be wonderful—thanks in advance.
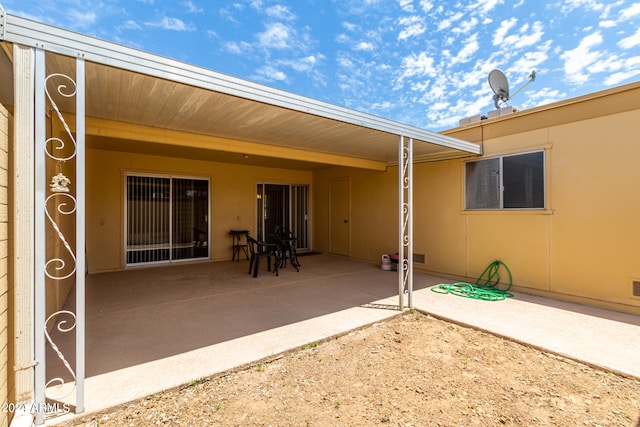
[1,8,480,155]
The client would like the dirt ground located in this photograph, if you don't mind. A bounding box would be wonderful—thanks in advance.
[60,311,639,427]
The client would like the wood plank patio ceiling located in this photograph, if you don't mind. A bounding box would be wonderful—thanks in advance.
[45,52,478,169]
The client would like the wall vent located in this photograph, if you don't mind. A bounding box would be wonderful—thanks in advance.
[413,253,425,264]
[633,280,640,297]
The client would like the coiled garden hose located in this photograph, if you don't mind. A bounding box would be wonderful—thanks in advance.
[431,260,514,301]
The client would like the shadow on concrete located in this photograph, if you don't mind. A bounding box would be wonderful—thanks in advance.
[508,291,640,327]
[46,254,438,381]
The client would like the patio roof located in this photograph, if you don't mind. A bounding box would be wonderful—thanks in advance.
[0,9,481,171]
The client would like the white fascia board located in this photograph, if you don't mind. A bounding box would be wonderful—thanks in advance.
[1,8,480,155]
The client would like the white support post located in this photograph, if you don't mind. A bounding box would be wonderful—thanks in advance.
[397,136,414,310]
[33,47,46,426]
[75,55,86,414]
[12,43,35,407]
[407,138,414,309]
[398,136,404,310]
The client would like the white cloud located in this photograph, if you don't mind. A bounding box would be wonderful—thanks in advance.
[265,5,295,21]
[492,17,517,46]
[452,17,478,35]
[279,55,324,73]
[599,20,617,28]
[394,52,437,89]
[419,0,434,13]
[67,9,97,29]
[604,67,640,85]
[621,2,640,19]
[120,20,142,31]
[451,33,479,65]
[354,41,375,51]
[397,15,426,40]
[561,31,603,83]
[524,87,567,107]
[224,41,253,55]
[342,21,358,32]
[619,27,640,49]
[510,41,551,72]
[437,12,463,31]
[146,16,196,31]
[255,65,288,82]
[257,23,292,49]
[498,21,544,49]
[476,0,505,15]
[184,1,203,13]
[398,0,414,12]
[398,52,437,81]
[561,0,605,14]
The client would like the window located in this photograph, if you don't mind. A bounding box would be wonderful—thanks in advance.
[256,183,310,250]
[465,151,545,210]
[126,175,209,265]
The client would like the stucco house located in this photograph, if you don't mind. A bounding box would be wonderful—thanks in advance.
[0,5,638,426]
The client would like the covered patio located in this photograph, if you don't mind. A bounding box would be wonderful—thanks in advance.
[0,8,483,424]
[47,255,445,418]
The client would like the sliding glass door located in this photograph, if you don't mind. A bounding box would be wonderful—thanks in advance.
[256,183,309,250]
[126,174,209,265]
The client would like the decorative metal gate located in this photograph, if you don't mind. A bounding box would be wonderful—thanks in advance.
[34,49,85,424]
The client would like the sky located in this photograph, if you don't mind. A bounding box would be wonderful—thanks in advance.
[3,0,640,131]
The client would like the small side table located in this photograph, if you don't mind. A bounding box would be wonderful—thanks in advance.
[229,230,249,261]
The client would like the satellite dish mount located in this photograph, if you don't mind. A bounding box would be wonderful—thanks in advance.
[488,69,536,109]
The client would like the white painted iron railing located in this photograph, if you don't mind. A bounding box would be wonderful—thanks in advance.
[34,49,85,425]
[398,136,413,310]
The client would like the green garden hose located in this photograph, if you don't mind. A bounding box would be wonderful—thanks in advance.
[430,260,514,301]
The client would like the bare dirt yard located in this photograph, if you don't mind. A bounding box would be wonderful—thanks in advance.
[61,311,639,427]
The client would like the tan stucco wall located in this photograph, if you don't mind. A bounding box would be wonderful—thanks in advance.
[313,167,397,260]
[0,104,11,427]
[313,97,640,315]
[86,149,312,272]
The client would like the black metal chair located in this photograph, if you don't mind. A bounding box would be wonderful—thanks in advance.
[246,235,278,277]
[275,228,300,272]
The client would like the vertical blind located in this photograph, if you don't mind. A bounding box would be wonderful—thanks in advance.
[256,183,309,250]
[126,175,208,265]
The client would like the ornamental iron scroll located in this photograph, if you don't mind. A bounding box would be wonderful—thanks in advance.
[44,311,77,400]
[43,71,78,401]
[400,147,410,297]
[398,136,413,310]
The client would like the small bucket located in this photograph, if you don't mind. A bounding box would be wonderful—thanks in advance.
[381,254,393,271]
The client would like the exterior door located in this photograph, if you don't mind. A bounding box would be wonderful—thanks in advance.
[329,178,351,256]
[256,183,310,250]
[126,175,209,265]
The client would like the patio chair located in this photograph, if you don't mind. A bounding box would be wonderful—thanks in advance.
[246,235,279,277]
[275,228,300,272]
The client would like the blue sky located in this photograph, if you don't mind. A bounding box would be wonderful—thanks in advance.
[4,0,640,130]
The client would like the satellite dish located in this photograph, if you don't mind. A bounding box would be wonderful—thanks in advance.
[488,69,510,109]
[488,69,536,109]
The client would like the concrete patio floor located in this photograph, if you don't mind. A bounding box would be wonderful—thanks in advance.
[45,254,640,424]
[46,254,428,421]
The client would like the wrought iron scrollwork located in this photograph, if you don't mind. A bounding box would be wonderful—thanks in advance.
[44,310,77,399]
[44,193,77,280]
[42,72,78,400]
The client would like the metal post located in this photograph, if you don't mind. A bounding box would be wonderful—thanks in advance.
[398,136,404,310]
[397,136,413,310]
[408,138,413,309]
[75,55,86,414]
[33,46,46,426]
